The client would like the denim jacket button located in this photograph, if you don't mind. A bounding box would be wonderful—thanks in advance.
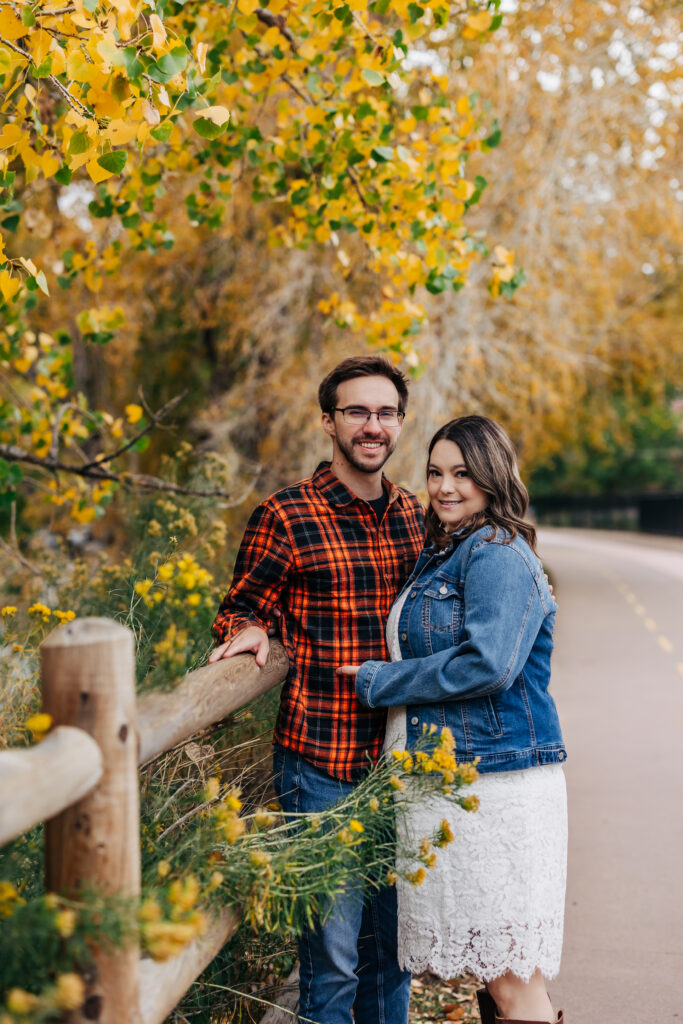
[401,632,407,641]
[410,716,419,726]
[410,591,417,599]
[439,583,448,594]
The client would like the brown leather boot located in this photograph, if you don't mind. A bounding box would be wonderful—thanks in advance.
[477,988,498,1024]
[494,1013,564,1023]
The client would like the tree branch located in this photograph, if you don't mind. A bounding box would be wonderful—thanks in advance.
[79,392,187,471]
[255,7,297,49]
[0,443,260,504]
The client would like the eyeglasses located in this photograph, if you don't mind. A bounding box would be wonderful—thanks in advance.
[334,406,405,426]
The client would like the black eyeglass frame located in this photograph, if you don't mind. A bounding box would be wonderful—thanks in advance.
[333,406,406,425]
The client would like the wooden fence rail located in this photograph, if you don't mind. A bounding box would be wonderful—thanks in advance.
[0,617,289,1024]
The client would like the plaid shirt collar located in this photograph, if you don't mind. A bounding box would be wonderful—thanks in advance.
[311,461,403,508]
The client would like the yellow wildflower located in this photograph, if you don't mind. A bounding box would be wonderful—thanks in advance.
[461,794,480,812]
[435,819,455,848]
[158,562,174,582]
[25,713,53,742]
[134,579,153,597]
[424,852,437,869]
[55,973,85,1011]
[402,755,413,771]
[208,871,224,891]
[386,869,399,885]
[419,837,432,858]
[204,777,220,802]
[169,875,200,914]
[0,881,25,918]
[55,908,76,937]
[457,763,479,785]
[438,725,456,752]
[187,593,201,607]
[368,797,379,813]
[156,860,171,879]
[6,989,40,1015]
[28,601,52,621]
[54,609,76,623]
[220,813,246,844]
[337,827,354,844]
[407,867,426,887]
[253,808,278,828]
[1,606,17,616]
[139,898,162,922]
[349,819,364,834]
[389,775,405,791]
[223,789,242,812]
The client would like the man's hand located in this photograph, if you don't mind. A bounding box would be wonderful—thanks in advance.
[209,626,270,668]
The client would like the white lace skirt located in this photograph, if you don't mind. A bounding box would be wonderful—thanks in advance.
[394,756,567,982]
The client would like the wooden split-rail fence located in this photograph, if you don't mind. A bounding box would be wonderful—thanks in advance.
[0,617,289,1024]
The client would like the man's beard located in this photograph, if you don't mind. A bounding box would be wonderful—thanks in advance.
[335,434,395,474]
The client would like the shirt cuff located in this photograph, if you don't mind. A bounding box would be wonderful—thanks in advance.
[212,615,267,645]
[355,661,385,708]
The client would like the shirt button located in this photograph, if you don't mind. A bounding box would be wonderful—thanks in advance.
[410,591,417,599]
[411,716,419,726]
[401,633,407,641]
[558,751,566,762]
[439,583,448,594]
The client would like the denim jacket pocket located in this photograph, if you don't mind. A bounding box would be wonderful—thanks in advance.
[421,577,461,653]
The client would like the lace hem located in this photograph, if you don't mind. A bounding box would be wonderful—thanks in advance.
[397,921,564,982]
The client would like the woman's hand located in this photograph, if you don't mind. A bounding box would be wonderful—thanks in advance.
[336,665,361,678]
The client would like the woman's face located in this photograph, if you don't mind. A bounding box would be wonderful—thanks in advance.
[427,439,488,530]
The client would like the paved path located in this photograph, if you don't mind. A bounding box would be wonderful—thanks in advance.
[537,529,683,1023]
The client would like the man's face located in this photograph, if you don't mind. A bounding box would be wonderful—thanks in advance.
[322,375,404,475]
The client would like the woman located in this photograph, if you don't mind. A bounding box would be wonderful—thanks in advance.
[338,416,567,1024]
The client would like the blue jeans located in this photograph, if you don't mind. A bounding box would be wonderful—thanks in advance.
[273,744,411,1024]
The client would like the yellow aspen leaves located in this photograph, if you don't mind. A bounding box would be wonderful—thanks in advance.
[196,42,209,74]
[125,404,144,424]
[196,106,231,127]
[0,7,25,40]
[464,10,494,38]
[150,14,167,51]
[0,271,20,304]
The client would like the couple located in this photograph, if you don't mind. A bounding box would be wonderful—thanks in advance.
[210,356,567,1024]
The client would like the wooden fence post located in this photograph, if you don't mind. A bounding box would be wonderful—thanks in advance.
[41,618,141,1024]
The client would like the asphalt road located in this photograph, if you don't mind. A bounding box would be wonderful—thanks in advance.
[537,529,683,1022]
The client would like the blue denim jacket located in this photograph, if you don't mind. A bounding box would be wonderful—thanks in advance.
[355,525,567,774]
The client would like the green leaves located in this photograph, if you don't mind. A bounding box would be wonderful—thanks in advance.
[147,46,189,84]
[371,146,393,163]
[97,151,128,175]
[362,69,384,87]
[68,131,89,155]
[150,123,174,143]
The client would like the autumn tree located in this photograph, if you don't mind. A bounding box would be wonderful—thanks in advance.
[1,0,520,533]
[389,0,683,494]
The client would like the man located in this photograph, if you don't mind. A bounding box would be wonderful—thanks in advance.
[210,355,424,1024]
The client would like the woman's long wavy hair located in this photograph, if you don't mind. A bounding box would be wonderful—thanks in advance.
[425,415,537,552]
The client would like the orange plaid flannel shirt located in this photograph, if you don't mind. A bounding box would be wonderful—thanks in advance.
[212,463,424,781]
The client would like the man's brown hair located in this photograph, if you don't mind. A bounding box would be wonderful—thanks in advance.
[318,355,410,415]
